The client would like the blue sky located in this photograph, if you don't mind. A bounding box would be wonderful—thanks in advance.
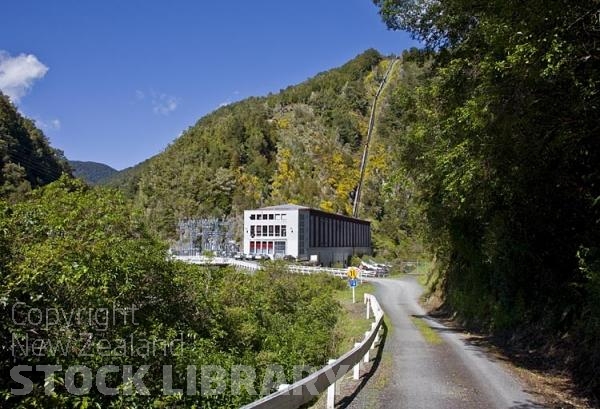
[0,1,416,170]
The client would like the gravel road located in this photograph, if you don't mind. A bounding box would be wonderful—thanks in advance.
[346,276,546,409]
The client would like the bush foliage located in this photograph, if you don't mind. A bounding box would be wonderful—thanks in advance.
[0,178,343,407]
[0,93,70,202]
[375,0,600,396]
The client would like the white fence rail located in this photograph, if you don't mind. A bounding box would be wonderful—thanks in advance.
[227,259,261,271]
[173,256,346,276]
[172,255,228,264]
[172,255,259,271]
[240,293,385,409]
[172,255,383,279]
[287,265,347,277]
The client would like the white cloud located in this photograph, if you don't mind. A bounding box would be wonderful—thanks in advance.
[217,91,240,108]
[0,51,49,103]
[35,117,61,131]
[134,89,179,115]
[151,91,178,115]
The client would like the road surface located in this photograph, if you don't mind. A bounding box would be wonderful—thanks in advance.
[347,276,545,409]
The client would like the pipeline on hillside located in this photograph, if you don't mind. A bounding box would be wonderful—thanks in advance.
[352,58,399,219]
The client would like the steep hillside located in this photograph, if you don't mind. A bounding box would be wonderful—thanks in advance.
[107,49,425,257]
[69,160,117,184]
[101,157,153,197]
[0,92,71,200]
[375,0,600,401]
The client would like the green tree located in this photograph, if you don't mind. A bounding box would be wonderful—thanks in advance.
[0,179,344,407]
[0,92,70,201]
[374,0,600,395]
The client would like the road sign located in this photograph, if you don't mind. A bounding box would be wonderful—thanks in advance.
[347,267,358,279]
[349,279,357,288]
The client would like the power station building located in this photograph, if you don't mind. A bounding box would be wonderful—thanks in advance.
[243,204,371,266]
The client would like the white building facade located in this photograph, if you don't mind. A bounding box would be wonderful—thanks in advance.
[243,204,371,266]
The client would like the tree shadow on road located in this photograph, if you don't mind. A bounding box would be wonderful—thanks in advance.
[508,400,549,408]
[411,313,464,333]
[410,313,593,408]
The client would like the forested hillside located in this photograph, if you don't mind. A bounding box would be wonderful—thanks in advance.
[69,160,117,184]
[0,92,70,200]
[106,49,426,259]
[374,0,600,399]
[102,27,599,399]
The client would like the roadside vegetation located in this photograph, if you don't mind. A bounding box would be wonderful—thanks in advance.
[0,178,347,408]
[410,317,443,346]
[374,0,600,401]
[332,282,375,356]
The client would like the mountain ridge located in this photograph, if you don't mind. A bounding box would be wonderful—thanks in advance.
[69,160,118,184]
[99,49,420,261]
[0,92,71,200]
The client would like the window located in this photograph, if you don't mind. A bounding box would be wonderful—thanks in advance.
[269,214,274,220]
[275,225,280,236]
[275,214,281,220]
[299,214,306,255]
[262,226,268,236]
[281,226,287,237]
[256,226,261,237]
[250,226,255,237]
[268,241,274,254]
[250,214,256,220]
[274,241,286,255]
[281,213,287,221]
[268,225,274,236]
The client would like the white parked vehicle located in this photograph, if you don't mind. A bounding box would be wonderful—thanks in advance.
[360,261,388,277]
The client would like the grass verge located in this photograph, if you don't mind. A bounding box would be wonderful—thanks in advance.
[415,260,434,286]
[332,281,375,356]
[411,316,443,345]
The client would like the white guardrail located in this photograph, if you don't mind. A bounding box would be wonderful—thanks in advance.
[172,256,382,279]
[172,256,259,271]
[287,265,346,277]
[241,293,385,409]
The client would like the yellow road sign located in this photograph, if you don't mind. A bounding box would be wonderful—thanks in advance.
[347,267,358,279]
